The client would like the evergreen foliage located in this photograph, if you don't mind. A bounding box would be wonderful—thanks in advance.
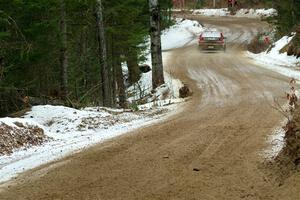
[0,0,172,116]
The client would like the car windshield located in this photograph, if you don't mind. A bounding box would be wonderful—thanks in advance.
[202,31,221,41]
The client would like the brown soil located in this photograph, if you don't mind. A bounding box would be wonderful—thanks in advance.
[0,16,299,200]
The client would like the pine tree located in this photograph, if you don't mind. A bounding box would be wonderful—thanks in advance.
[60,0,68,99]
[0,0,173,115]
[149,0,165,89]
[96,0,111,107]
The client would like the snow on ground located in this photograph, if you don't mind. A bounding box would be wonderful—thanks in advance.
[247,34,300,80]
[235,8,277,18]
[0,18,201,184]
[127,51,184,103]
[193,8,229,17]
[247,34,299,159]
[192,8,277,19]
[128,18,203,103]
[161,18,203,50]
[0,117,40,128]
[0,104,181,183]
[263,120,286,159]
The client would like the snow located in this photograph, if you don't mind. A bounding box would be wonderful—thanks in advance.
[161,18,204,51]
[193,8,229,17]
[0,104,180,183]
[247,34,300,80]
[0,118,39,128]
[127,51,184,103]
[235,8,277,18]
[264,120,286,159]
[192,8,277,19]
[128,18,203,103]
[248,34,299,159]
[0,17,202,184]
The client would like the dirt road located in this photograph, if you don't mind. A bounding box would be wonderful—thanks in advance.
[1,17,299,200]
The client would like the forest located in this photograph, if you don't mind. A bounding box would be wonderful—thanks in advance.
[0,0,299,117]
[0,0,172,116]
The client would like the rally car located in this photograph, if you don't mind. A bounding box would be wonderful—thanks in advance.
[198,31,226,52]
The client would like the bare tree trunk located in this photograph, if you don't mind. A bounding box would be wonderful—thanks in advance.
[96,0,111,107]
[116,60,126,108]
[126,50,140,85]
[79,28,88,91]
[110,34,117,107]
[60,0,68,99]
[149,0,165,89]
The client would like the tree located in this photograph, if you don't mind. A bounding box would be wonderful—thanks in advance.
[273,0,300,35]
[96,0,111,107]
[60,0,68,99]
[0,0,173,115]
[149,0,165,89]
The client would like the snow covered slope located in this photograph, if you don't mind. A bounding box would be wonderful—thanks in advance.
[161,18,203,50]
[247,34,300,80]
[128,18,203,103]
[0,105,179,183]
[192,8,277,19]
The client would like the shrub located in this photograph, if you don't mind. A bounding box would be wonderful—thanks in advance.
[247,33,270,53]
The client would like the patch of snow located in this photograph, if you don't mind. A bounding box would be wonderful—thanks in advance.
[193,8,229,17]
[139,98,185,110]
[0,118,40,128]
[247,34,300,80]
[249,34,300,159]
[128,18,201,103]
[264,120,286,159]
[122,61,129,86]
[235,8,277,18]
[0,104,182,184]
[161,18,204,51]
[127,51,184,103]
[192,8,277,19]
[171,8,184,12]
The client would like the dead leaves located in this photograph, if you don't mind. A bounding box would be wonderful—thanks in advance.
[0,122,48,155]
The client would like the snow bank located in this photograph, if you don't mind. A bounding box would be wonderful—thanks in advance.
[192,8,277,19]
[235,8,277,18]
[26,105,112,135]
[0,18,197,184]
[247,34,300,79]
[0,117,42,128]
[0,104,179,183]
[248,35,299,159]
[192,8,229,17]
[128,18,202,103]
[127,51,184,103]
[263,120,286,159]
[162,18,204,51]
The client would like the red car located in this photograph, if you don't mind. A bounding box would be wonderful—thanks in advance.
[198,31,226,52]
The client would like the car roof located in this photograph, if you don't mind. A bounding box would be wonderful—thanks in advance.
[201,31,222,37]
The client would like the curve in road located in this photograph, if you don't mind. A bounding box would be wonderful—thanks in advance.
[1,16,299,200]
